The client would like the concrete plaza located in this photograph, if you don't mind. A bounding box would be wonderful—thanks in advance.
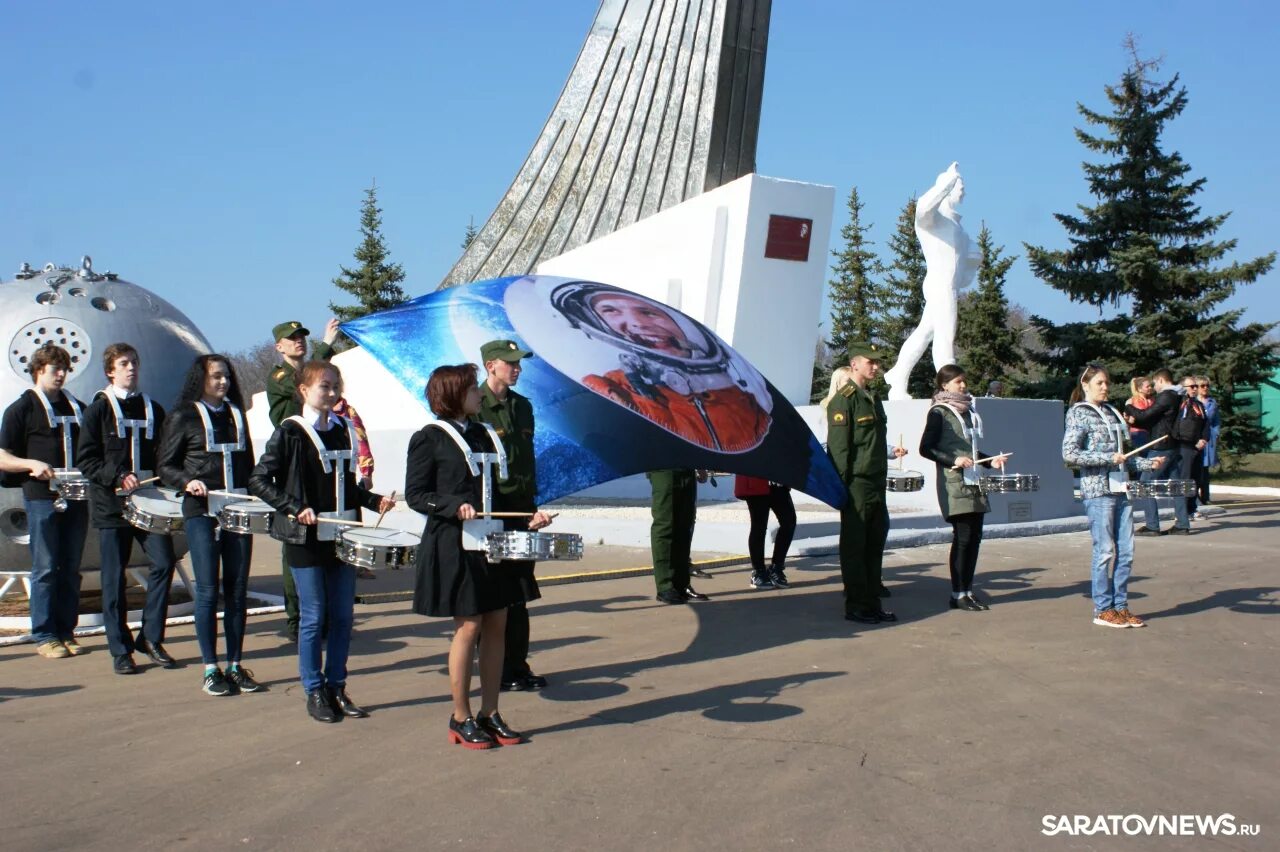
[3,499,1276,851]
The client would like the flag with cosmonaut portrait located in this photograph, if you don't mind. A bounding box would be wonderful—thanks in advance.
[341,276,847,508]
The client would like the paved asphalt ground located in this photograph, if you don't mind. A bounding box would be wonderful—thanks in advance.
[3,500,1276,851]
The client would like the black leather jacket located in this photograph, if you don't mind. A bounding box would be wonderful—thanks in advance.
[156,403,255,493]
[248,420,382,543]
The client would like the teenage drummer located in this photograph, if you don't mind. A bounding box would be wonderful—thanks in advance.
[248,361,393,724]
[157,355,258,696]
[918,365,1005,612]
[77,343,177,675]
[0,344,89,660]
[408,364,533,749]
[1062,364,1165,629]
[826,342,908,625]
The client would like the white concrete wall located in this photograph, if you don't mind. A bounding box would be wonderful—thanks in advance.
[536,172,834,405]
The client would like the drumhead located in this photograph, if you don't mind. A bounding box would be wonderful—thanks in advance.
[341,528,421,546]
[224,500,274,516]
[129,487,184,515]
[887,470,924,479]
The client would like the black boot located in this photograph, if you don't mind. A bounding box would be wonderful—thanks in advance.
[328,685,369,718]
[307,689,339,723]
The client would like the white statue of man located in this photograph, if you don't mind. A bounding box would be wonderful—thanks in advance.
[883,162,981,400]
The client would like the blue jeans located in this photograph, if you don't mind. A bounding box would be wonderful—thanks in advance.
[1084,494,1134,613]
[25,498,89,643]
[184,516,253,666]
[1141,449,1190,531]
[98,526,177,657]
[290,562,356,693]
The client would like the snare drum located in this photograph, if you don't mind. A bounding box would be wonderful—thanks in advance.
[217,500,277,535]
[336,527,421,570]
[52,471,90,501]
[886,470,925,493]
[486,531,584,562]
[123,486,185,535]
[1127,479,1196,499]
[979,473,1040,493]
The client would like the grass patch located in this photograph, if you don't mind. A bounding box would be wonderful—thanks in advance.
[1217,453,1280,487]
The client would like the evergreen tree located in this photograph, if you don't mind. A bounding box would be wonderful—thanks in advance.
[330,182,409,327]
[1025,41,1276,455]
[957,225,1021,392]
[827,187,890,353]
[883,197,934,397]
[461,218,479,250]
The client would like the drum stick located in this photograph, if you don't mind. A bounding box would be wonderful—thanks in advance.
[1123,435,1168,459]
[898,434,904,471]
[952,452,1010,470]
[115,476,159,494]
[483,511,534,518]
[287,515,369,528]
[375,491,397,529]
[208,488,259,500]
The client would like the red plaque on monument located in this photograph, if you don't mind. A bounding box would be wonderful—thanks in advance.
[764,215,813,261]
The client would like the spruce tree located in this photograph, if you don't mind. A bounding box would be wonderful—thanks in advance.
[883,197,934,397]
[461,218,479,250]
[957,225,1021,392]
[330,182,409,326]
[1025,42,1276,455]
[827,187,890,353]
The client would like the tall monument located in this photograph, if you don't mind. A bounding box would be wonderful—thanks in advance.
[883,162,981,400]
[440,0,772,288]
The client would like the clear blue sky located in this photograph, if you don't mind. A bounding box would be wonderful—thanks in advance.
[3,1,1276,354]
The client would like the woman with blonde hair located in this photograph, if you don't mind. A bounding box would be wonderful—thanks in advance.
[821,365,852,410]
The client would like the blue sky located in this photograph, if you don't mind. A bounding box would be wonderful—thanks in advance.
[3,1,1276,353]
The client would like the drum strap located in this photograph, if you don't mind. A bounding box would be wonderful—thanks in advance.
[103,389,155,474]
[194,401,247,490]
[33,387,83,469]
[286,414,357,514]
[426,420,508,515]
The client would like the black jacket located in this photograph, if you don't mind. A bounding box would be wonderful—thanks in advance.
[1128,388,1207,448]
[156,402,255,518]
[76,392,167,528]
[248,419,381,545]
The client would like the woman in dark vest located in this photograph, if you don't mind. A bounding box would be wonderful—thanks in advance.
[918,365,1004,611]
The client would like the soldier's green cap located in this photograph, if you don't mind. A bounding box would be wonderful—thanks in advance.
[480,339,532,363]
[272,320,310,342]
[845,340,885,361]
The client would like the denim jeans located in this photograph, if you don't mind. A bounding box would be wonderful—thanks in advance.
[25,498,89,643]
[184,516,253,666]
[1084,494,1134,613]
[1141,448,1190,531]
[98,526,177,657]
[289,562,356,693]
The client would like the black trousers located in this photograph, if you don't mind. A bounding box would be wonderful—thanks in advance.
[1187,449,1207,512]
[504,602,531,680]
[745,486,797,572]
[948,512,985,593]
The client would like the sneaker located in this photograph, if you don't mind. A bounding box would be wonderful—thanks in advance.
[1168,526,1192,536]
[1116,608,1146,628]
[690,566,712,579]
[202,668,233,696]
[61,637,84,656]
[1134,527,1164,537]
[226,666,263,693]
[749,571,775,590]
[1192,512,1206,521]
[1092,609,1130,629]
[36,640,70,659]
[768,567,790,589]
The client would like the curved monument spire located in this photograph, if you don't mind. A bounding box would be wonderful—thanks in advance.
[440,0,772,288]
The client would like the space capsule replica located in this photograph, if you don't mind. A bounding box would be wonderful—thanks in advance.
[0,256,212,568]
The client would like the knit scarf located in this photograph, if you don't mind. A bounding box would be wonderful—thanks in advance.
[932,390,972,414]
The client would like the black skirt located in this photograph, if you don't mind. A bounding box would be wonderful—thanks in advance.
[412,516,532,617]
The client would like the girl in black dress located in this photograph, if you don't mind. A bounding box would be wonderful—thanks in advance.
[408,364,530,749]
